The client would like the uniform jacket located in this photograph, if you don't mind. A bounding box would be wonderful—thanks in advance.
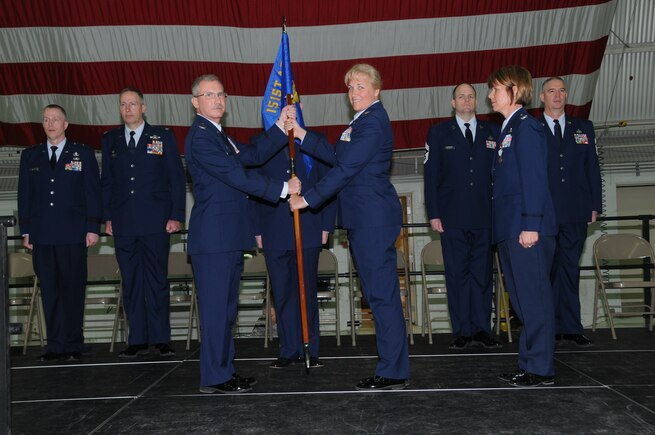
[540,114,602,224]
[492,108,556,244]
[301,101,402,229]
[424,118,499,229]
[184,115,289,254]
[251,143,337,250]
[18,141,101,244]
[101,122,186,236]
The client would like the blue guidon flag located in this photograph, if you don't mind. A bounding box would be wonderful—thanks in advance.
[262,28,312,175]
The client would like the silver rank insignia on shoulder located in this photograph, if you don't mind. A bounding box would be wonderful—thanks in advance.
[520,113,528,120]
[198,124,206,130]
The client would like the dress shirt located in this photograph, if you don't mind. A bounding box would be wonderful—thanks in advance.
[456,116,477,142]
[543,113,567,138]
[124,122,145,147]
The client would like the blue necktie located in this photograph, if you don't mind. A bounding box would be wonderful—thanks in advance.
[464,123,473,145]
[50,146,57,169]
[553,119,562,144]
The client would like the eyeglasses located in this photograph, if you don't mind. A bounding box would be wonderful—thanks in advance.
[193,92,228,99]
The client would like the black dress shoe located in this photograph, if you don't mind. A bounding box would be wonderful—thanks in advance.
[38,352,63,362]
[508,371,555,387]
[356,376,408,391]
[295,357,324,368]
[472,332,502,349]
[233,373,257,386]
[199,378,252,394]
[118,344,149,359]
[65,352,82,362]
[560,333,593,347]
[497,369,526,383]
[449,336,472,350]
[155,343,176,357]
[270,357,295,368]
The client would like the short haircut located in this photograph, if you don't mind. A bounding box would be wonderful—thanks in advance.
[192,74,223,96]
[42,104,67,120]
[487,65,533,106]
[119,86,144,101]
[452,83,476,99]
[542,76,567,91]
[344,63,382,90]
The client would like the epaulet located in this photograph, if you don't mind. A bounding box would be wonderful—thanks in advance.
[519,113,528,121]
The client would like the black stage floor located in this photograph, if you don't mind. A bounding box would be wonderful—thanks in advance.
[10,329,655,434]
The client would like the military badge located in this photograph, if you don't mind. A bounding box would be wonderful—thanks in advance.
[65,161,82,171]
[486,139,496,149]
[501,135,512,148]
[340,127,352,142]
[574,133,589,144]
[147,140,164,155]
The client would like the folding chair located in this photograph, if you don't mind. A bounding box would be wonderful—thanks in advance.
[8,252,44,354]
[592,233,655,339]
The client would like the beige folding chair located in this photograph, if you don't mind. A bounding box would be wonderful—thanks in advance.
[592,233,655,340]
[168,252,200,350]
[8,252,44,354]
[317,248,341,346]
[493,252,513,343]
[240,254,271,346]
[85,254,123,351]
[420,240,449,344]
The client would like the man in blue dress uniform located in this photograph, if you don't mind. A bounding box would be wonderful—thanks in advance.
[101,87,186,358]
[18,104,101,362]
[184,74,300,394]
[252,130,337,369]
[424,83,501,350]
[540,77,602,347]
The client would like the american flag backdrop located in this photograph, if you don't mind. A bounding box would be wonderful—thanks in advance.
[0,0,617,151]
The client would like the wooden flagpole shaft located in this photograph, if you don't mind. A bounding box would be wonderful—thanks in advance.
[286,94,311,371]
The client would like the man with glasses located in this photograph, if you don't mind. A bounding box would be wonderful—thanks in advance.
[185,74,300,394]
[101,87,186,359]
[539,77,602,347]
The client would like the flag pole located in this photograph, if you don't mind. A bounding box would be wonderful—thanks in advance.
[286,92,312,373]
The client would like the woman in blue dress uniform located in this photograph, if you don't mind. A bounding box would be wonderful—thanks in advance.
[288,64,409,391]
[487,66,558,387]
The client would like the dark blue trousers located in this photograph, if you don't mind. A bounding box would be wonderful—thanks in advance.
[32,243,87,353]
[114,233,171,345]
[349,225,409,380]
[498,236,556,377]
[264,247,321,359]
[551,222,588,334]
[441,228,493,336]
[191,251,243,387]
